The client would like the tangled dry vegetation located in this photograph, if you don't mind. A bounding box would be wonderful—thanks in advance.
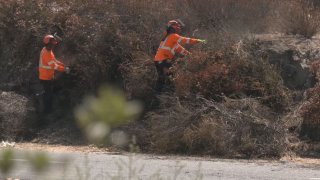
[1,0,320,158]
[147,94,286,158]
[173,47,291,112]
[0,91,36,141]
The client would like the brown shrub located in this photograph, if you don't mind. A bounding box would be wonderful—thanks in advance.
[147,95,286,157]
[298,57,320,140]
[0,0,293,99]
[299,86,320,140]
[300,86,320,125]
[0,0,317,94]
[119,51,157,101]
[0,91,36,141]
[173,44,290,112]
[0,0,311,155]
[0,1,50,90]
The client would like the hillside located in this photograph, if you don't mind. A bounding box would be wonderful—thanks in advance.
[1,0,320,158]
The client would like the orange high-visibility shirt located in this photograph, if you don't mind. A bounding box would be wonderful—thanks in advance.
[154,33,200,61]
[38,47,65,80]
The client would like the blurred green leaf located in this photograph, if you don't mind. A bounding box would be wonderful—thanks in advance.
[75,85,142,144]
[27,152,50,172]
[0,149,14,175]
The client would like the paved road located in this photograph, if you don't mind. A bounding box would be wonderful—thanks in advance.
[2,151,320,180]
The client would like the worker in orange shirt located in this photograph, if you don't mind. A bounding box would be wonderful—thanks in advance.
[39,34,70,113]
[154,19,206,92]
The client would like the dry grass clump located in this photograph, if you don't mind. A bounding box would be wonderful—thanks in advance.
[278,0,320,38]
[119,52,157,101]
[0,91,36,141]
[299,86,320,140]
[300,86,320,124]
[298,59,320,140]
[173,43,290,112]
[147,95,286,158]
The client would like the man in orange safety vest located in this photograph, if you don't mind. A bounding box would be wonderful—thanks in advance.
[39,34,70,113]
[154,19,206,92]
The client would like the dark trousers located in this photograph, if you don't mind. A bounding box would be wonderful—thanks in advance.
[40,80,54,113]
[154,60,172,92]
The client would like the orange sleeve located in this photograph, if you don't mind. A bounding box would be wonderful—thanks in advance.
[176,35,200,45]
[55,59,64,66]
[51,52,64,72]
[56,64,65,72]
[55,59,65,72]
[49,54,64,72]
[174,44,190,56]
[46,60,64,72]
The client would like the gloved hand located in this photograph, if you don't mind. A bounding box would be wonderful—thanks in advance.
[198,39,207,44]
[65,66,70,74]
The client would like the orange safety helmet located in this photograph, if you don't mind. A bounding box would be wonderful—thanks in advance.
[43,35,58,45]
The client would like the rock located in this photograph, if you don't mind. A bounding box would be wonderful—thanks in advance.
[301,123,320,141]
[0,140,15,147]
[270,50,315,89]
[255,34,318,90]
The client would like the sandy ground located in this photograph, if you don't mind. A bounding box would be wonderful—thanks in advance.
[13,143,114,153]
[8,143,320,167]
[1,143,320,180]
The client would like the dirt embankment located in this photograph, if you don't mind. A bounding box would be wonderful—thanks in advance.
[1,1,320,159]
[1,34,320,158]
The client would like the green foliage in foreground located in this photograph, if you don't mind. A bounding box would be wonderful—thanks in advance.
[75,86,142,145]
